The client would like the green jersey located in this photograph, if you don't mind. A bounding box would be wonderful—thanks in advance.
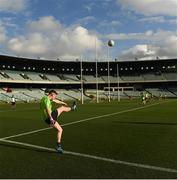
[40,96,52,120]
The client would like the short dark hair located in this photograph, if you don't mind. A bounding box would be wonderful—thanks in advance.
[48,90,58,95]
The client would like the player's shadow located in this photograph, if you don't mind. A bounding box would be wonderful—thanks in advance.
[0,142,57,154]
[113,121,177,126]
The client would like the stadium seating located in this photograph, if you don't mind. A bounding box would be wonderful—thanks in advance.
[146,88,176,98]
[163,73,177,80]
[121,75,144,82]
[27,72,44,81]
[0,71,12,79]
[101,76,122,83]
[4,71,25,80]
[1,55,177,102]
[143,74,164,81]
[124,90,141,97]
[83,75,96,82]
[44,74,61,81]
[62,74,79,82]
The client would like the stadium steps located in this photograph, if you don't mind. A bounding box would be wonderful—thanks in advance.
[45,74,61,81]
[20,73,31,80]
[166,88,177,97]
[22,92,40,100]
[27,73,43,81]
[5,71,25,80]
[145,89,158,98]
[124,91,140,98]
[123,91,131,98]
[76,75,87,81]
[84,90,111,100]
[57,74,67,81]
[39,74,50,81]
[145,88,174,98]
[63,74,79,82]
[103,91,128,100]
[63,92,80,101]
[1,93,25,102]
[83,90,96,100]
[0,71,12,79]
[0,93,8,103]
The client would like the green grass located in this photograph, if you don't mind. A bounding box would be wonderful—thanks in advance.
[1,99,177,178]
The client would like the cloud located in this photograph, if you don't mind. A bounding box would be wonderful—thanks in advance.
[106,30,154,41]
[138,16,166,23]
[120,44,157,60]
[159,34,177,57]
[106,30,177,60]
[138,16,177,24]
[117,30,177,60]
[120,42,177,60]
[107,30,177,42]
[27,16,62,33]
[117,0,177,17]
[0,17,18,29]
[0,0,28,12]
[7,16,103,59]
[8,33,48,55]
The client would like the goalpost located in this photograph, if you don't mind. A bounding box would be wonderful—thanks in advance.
[103,86,134,101]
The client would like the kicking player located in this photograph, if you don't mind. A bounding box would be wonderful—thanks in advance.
[40,90,77,153]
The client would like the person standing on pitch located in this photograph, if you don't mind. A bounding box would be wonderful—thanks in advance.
[11,95,16,108]
[40,90,77,153]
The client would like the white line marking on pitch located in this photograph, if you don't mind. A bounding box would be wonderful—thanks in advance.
[0,101,168,140]
[0,108,38,113]
[1,139,177,174]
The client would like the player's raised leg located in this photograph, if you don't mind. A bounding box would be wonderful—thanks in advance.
[57,106,71,115]
[56,102,77,115]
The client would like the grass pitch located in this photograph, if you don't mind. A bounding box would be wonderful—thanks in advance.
[1,99,177,178]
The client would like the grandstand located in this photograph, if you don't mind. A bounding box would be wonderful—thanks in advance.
[1,54,177,102]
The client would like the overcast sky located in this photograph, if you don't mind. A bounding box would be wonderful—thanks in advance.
[0,0,176,61]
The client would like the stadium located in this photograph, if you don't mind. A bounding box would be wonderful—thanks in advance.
[1,54,177,178]
[1,54,177,102]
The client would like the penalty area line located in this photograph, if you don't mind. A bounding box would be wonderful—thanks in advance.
[1,139,177,174]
